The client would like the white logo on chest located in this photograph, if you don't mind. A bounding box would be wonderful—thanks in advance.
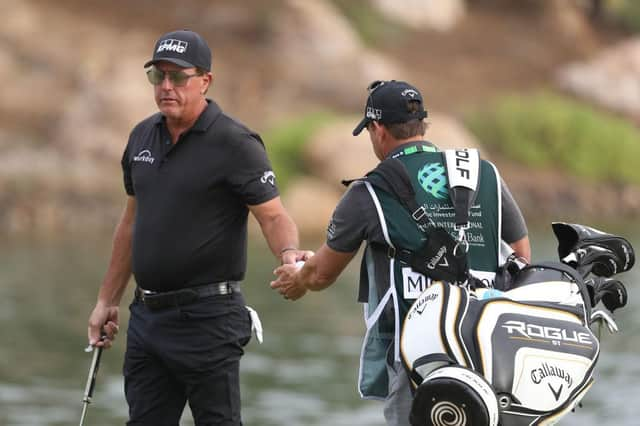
[133,149,155,164]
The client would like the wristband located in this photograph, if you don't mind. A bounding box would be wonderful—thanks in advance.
[280,247,298,255]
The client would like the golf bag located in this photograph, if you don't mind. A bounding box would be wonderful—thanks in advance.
[400,222,634,426]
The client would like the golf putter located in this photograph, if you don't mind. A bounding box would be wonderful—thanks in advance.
[79,335,105,426]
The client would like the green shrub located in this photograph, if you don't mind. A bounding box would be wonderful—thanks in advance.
[465,92,640,185]
[330,0,408,46]
[604,0,640,33]
[263,111,335,189]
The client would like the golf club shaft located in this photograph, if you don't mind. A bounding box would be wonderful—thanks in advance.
[79,345,104,426]
[79,403,89,426]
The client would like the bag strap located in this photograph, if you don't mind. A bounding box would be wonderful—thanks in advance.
[365,158,434,230]
[443,149,481,248]
[443,149,480,226]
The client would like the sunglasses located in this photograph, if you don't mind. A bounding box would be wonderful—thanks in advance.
[146,66,201,86]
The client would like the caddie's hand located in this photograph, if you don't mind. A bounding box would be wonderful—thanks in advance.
[88,302,119,349]
[270,263,307,301]
[281,249,314,265]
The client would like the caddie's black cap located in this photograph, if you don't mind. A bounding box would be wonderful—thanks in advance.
[353,80,427,136]
[144,29,212,71]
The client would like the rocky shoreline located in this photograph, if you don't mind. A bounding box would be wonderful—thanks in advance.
[3,116,637,238]
[2,0,639,237]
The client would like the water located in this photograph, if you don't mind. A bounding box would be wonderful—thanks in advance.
[0,225,638,426]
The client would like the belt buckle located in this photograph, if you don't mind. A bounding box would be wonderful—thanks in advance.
[139,289,156,304]
[218,282,230,295]
[141,293,163,310]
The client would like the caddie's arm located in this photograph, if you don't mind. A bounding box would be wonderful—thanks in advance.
[270,243,356,300]
[87,196,135,348]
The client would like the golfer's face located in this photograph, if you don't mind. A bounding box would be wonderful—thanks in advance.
[151,61,207,122]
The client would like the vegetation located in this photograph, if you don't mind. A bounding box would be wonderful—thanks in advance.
[263,111,336,189]
[330,0,408,46]
[465,91,640,185]
[604,0,640,32]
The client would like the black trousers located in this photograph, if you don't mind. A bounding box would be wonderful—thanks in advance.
[124,292,252,426]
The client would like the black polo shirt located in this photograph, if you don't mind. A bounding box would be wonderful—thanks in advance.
[122,100,279,291]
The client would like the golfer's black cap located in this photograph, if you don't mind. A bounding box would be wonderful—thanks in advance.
[144,30,211,71]
[353,80,427,136]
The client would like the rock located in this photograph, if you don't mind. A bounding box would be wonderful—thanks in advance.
[272,0,402,110]
[305,120,379,188]
[373,0,465,32]
[54,52,157,161]
[423,112,483,152]
[281,177,344,238]
[557,37,640,120]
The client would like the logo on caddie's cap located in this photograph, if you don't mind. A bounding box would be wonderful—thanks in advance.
[353,80,427,136]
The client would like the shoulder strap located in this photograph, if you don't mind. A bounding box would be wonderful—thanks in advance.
[366,158,416,209]
[443,149,481,228]
[364,158,433,230]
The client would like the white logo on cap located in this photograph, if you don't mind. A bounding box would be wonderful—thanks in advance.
[366,107,382,120]
[157,39,188,54]
[402,89,418,98]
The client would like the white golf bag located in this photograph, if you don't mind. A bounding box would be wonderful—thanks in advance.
[400,223,634,426]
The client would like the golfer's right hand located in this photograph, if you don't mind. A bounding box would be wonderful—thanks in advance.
[88,303,119,349]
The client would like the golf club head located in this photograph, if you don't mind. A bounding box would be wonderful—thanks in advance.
[552,222,635,277]
[591,277,628,312]
[590,309,619,333]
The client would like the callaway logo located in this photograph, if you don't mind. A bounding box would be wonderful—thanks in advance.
[531,362,574,389]
[414,293,438,314]
[502,320,593,346]
[260,170,276,186]
[366,106,382,120]
[133,150,155,164]
[548,383,563,401]
[427,246,448,270]
[327,220,337,240]
[157,39,188,54]
[401,89,419,98]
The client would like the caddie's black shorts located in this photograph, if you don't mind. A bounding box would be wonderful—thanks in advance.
[123,291,252,426]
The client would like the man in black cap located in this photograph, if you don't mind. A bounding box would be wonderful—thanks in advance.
[271,80,530,425]
[87,29,310,425]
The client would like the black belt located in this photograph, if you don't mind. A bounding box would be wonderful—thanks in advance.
[135,281,240,310]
